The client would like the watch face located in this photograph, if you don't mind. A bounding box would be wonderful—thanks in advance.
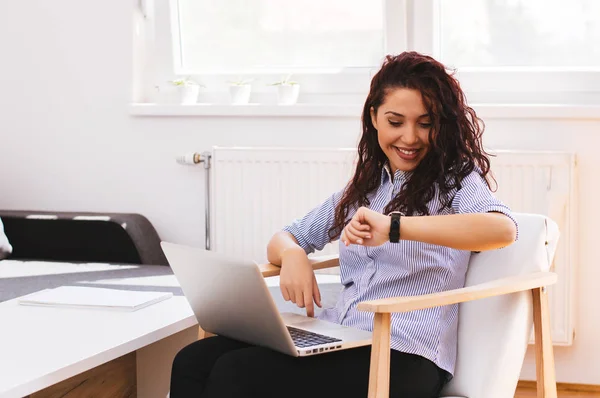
[391,219,400,228]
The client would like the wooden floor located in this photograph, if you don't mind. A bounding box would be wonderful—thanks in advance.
[516,391,600,397]
[515,382,600,397]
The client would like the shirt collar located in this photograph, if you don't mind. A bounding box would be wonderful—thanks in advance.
[382,163,410,184]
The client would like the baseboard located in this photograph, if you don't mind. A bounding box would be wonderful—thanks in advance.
[518,380,600,393]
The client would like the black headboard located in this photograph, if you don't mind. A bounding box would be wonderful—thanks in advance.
[0,210,168,265]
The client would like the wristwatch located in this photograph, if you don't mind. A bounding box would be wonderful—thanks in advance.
[388,211,403,243]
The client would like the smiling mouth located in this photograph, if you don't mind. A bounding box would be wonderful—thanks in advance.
[393,146,421,161]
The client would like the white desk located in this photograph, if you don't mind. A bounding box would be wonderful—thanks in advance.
[0,261,198,398]
[0,260,341,398]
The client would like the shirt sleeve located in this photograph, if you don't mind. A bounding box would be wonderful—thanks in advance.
[452,171,519,240]
[282,189,344,255]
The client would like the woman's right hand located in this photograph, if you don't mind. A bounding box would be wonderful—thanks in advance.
[279,247,322,317]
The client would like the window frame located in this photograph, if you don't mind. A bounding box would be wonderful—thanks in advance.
[136,0,600,105]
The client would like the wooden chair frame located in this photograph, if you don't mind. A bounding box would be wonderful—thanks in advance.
[258,255,558,398]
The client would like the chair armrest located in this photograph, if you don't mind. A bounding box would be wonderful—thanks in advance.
[258,254,340,277]
[357,271,557,314]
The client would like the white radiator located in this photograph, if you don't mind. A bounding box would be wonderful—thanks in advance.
[209,146,576,346]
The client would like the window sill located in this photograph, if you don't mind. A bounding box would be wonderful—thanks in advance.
[129,103,600,119]
[129,103,362,117]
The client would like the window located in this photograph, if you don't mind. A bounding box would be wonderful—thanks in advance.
[138,0,407,104]
[137,0,600,105]
[175,0,385,73]
[438,0,600,68]
[430,0,600,103]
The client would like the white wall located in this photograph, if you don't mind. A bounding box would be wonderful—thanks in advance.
[0,0,598,386]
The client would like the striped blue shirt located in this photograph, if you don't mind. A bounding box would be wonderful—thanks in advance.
[283,165,517,376]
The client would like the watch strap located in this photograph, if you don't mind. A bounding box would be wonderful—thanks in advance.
[389,212,402,243]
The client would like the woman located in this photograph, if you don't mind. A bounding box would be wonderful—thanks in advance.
[170,51,518,398]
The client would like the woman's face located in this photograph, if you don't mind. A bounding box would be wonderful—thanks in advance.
[371,88,432,172]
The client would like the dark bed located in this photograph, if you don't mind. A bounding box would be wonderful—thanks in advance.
[0,210,173,303]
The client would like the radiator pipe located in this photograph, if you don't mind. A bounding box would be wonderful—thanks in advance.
[176,151,212,250]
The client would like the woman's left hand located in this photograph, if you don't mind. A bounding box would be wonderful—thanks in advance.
[341,206,391,247]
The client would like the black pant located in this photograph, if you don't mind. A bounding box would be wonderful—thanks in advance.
[170,336,447,398]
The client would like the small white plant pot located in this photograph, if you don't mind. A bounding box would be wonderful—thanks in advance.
[277,84,300,105]
[229,85,252,104]
[179,85,200,104]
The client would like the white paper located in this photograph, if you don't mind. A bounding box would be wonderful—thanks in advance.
[18,286,173,311]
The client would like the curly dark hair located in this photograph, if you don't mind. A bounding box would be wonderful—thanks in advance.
[329,51,493,240]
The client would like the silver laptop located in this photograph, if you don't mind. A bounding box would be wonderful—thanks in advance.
[161,242,372,357]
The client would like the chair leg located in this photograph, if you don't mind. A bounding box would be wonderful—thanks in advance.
[532,287,557,398]
[197,327,215,340]
[368,313,391,398]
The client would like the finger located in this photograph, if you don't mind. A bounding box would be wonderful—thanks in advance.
[341,230,352,246]
[347,223,371,241]
[288,286,296,304]
[312,276,322,308]
[295,288,305,308]
[344,226,363,245]
[304,286,314,317]
[280,285,290,302]
[341,230,348,245]
[356,207,369,223]
[351,219,371,232]
[343,226,361,244]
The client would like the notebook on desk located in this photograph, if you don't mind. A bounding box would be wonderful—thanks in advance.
[18,286,173,311]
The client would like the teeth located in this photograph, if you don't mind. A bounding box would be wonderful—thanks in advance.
[396,147,417,155]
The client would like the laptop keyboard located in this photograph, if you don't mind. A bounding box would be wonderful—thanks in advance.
[287,326,342,348]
